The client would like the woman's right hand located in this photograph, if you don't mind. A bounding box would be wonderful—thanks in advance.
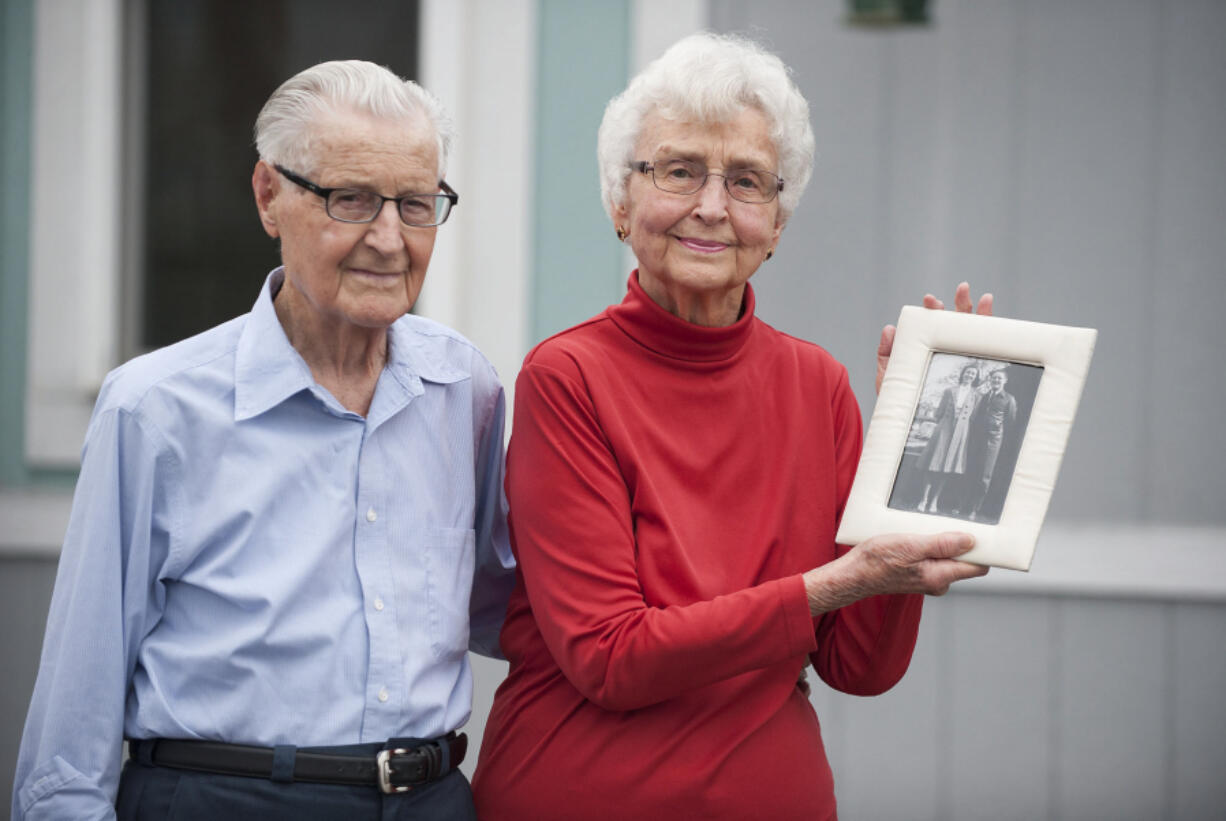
[802,532,989,616]
[876,282,994,394]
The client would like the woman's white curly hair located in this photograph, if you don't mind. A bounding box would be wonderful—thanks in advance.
[254,59,455,178]
[597,32,815,224]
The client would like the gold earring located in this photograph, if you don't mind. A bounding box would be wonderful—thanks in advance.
[616,226,627,242]
[765,249,774,261]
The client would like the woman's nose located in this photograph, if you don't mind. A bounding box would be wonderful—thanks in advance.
[691,175,730,221]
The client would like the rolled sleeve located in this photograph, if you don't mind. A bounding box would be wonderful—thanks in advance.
[13,406,175,821]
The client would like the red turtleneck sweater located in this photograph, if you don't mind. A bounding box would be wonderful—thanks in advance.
[472,274,923,821]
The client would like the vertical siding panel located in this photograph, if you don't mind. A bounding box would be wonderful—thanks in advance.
[1055,599,1167,819]
[1013,0,1160,521]
[1172,603,1226,820]
[830,598,949,820]
[1047,597,1064,821]
[712,0,895,406]
[946,594,1052,820]
[1150,0,1226,524]
[939,0,1024,310]
[881,22,945,307]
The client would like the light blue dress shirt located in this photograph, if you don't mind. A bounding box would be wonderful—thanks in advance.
[13,269,516,820]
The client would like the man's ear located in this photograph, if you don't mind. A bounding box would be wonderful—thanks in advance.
[252,161,281,238]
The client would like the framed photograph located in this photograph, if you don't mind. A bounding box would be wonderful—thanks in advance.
[835,306,1096,571]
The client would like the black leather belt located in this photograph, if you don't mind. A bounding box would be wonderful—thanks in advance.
[129,733,467,794]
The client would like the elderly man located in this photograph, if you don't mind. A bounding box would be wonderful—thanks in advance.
[13,61,514,820]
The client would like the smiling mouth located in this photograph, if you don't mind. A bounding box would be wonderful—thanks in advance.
[676,237,730,253]
[350,268,403,277]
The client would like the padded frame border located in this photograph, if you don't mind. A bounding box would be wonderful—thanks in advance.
[836,306,1097,571]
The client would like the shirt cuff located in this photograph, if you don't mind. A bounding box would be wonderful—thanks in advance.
[777,574,820,657]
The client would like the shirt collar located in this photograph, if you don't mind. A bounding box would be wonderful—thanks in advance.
[234,269,317,421]
[233,268,468,422]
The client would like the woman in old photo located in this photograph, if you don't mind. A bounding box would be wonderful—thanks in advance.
[916,362,981,514]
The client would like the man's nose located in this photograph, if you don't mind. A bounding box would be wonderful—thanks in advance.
[364,200,404,251]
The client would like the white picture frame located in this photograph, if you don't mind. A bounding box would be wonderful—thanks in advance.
[835,306,1097,571]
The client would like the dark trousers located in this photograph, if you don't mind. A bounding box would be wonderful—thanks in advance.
[115,744,477,821]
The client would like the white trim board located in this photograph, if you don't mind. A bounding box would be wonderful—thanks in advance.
[955,523,1226,602]
[25,0,123,467]
[418,0,535,422]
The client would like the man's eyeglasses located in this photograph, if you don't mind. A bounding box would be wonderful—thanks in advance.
[633,158,783,204]
[274,165,459,227]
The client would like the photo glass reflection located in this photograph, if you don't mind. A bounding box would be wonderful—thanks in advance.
[887,353,1043,524]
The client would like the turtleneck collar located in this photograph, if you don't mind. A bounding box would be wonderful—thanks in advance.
[607,271,757,362]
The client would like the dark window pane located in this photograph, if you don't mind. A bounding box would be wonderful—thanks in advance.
[140,0,419,349]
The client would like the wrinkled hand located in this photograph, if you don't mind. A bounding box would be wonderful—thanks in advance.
[875,282,994,395]
[804,532,989,615]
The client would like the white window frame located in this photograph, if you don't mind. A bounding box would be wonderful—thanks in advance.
[23,0,536,466]
[25,0,124,467]
[416,0,535,408]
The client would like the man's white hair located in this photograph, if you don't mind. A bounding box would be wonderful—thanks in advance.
[254,59,455,178]
[597,32,815,223]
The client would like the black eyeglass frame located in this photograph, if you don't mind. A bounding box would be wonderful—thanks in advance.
[274,164,459,227]
[632,160,785,204]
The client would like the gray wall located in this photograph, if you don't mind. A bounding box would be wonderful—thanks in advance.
[815,593,1226,820]
[1,558,57,806]
[711,0,1226,525]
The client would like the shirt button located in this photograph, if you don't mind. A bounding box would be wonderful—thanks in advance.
[378,688,389,703]
[374,597,385,612]
[366,507,377,522]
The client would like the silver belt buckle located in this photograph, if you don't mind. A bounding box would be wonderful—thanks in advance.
[377,748,412,794]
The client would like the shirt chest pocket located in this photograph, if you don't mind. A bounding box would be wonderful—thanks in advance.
[422,527,476,660]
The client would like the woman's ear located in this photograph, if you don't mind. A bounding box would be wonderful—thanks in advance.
[252,161,281,238]
[612,198,630,233]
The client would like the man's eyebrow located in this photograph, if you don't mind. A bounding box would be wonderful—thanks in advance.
[320,175,439,196]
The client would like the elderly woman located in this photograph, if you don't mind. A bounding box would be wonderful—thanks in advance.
[471,34,987,819]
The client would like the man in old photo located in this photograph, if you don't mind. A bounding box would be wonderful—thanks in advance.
[970,367,1018,521]
[13,61,513,820]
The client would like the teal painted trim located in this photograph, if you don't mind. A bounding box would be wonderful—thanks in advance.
[1,0,33,486]
[531,0,630,343]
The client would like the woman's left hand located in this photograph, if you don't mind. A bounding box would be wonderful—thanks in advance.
[875,282,994,394]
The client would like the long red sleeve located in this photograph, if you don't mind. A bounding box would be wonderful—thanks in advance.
[473,275,923,820]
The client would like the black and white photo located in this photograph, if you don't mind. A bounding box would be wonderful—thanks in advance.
[887,353,1042,524]
[836,306,1095,571]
